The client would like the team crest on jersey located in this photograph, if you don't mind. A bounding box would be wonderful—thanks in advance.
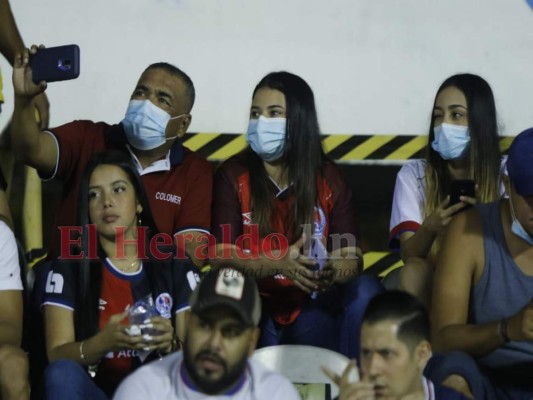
[155,293,173,319]
[242,212,252,225]
[313,206,326,236]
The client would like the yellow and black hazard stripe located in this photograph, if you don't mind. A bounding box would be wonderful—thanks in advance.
[183,134,514,276]
[183,133,514,163]
[362,251,402,278]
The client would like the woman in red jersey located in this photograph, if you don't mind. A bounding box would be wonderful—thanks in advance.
[211,71,383,358]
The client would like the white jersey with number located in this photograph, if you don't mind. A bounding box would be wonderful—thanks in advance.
[113,351,300,400]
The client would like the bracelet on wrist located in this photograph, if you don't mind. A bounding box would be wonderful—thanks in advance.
[79,340,86,360]
[79,340,100,377]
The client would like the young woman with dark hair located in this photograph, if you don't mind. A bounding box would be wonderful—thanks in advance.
[389,73,505,305]
[42,150,198,399]
[211,71,383,358]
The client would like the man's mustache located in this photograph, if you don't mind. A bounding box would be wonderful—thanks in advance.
[196,350,227,370]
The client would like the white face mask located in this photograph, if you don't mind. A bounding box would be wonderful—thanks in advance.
[246,116,286,162]
[121,99,184,150]
[431,123,470,160]
[508,190,533,245]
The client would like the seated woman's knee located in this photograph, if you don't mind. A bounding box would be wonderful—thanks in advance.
[399,257,433,295]
[0,345,29,392]
[342,274,383,304]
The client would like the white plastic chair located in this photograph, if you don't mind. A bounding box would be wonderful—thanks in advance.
[252,345,359,400]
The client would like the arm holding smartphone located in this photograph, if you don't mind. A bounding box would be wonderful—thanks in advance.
[399,181,477,261]
[12,45,58,176]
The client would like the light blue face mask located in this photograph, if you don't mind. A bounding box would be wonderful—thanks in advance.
[431,123,471,160]
[508,191,533,245]
[246,116,286,162]
[121,99,184,151]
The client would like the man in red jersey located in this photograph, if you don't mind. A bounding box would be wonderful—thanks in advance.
[11,47,211,266]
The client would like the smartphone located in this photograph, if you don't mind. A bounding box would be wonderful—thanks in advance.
[307,236,329,299]
[450,179,475,206]
[308,235,329,272]
[30,45,80,84]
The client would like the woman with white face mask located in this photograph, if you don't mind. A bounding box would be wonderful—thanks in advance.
[387,74,506,306]
[210,71,383,358]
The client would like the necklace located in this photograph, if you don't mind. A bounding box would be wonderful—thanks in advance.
[115,259,141,272]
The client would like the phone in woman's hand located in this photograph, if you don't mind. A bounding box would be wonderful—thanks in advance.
[307,235,329,272]
[450,179,475,206]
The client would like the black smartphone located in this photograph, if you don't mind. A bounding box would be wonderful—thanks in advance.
[30,45,80,84]
[450,179,475,206]
[307,236,329,271]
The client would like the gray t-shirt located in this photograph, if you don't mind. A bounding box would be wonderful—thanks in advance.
[113,351,300,400]
[472,201,533,369]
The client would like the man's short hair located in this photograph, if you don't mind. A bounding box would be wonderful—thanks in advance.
[363,290,430,350]
[144,62,195,112]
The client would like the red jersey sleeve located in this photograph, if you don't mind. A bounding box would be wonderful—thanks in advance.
[47,120,108,181]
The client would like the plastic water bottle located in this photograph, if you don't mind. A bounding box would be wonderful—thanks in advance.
[128,296,159,336]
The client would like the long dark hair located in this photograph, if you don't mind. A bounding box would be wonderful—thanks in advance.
[246,71,326,241]
[424,73,501,219]
[76,150,158,340]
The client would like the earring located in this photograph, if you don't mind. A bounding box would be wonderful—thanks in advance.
[133,213,142,239]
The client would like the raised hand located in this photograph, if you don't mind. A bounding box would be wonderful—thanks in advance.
[422,195,470,236]
[13,45,47,99]
[322,360,375,400]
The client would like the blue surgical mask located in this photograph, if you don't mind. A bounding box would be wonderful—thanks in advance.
[121,100,184,150]
[431,123,470,160]
[246,116,286,162]
[509,191,533,245]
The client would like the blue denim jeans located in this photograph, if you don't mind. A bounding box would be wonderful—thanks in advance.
[425,351,533,400]
[45,360,108,400]
[258,275,383,358]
